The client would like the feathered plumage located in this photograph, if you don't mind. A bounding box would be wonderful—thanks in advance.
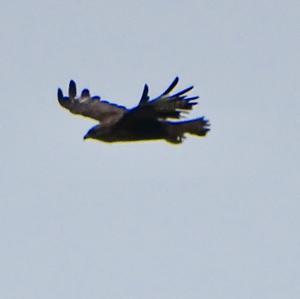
[57,77,210,144]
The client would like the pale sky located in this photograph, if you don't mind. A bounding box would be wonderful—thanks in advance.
[1,1,299,298]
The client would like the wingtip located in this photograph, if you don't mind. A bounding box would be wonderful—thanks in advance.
[172,77,179,87]
[91,95,101,101]
[81,88,90,98]
[143,83,149,99]
[69,80,77,98]
[57,88,64,101]
[139,83,150,105]
[159,77,180,97]
[171,76,179,87]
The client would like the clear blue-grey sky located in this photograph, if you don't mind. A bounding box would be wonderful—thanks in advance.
[1,1,299,298]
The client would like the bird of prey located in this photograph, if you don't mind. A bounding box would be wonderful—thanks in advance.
[57,77,210,144]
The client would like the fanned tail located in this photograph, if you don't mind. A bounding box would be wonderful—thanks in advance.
[166,117,210,144]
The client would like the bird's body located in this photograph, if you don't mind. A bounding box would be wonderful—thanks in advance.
[57,77,210,144]
[87,119,165,143]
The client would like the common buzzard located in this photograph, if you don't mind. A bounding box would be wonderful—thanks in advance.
[57,77,210,144]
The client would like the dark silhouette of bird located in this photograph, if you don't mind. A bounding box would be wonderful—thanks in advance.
[57,77,210,144]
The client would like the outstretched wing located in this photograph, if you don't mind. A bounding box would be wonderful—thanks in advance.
[58,80,127,125]
[136,77,199,120]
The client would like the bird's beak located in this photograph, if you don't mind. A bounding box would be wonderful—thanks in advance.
[83,134,89,140]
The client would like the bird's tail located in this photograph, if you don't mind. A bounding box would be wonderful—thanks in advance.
[165,117,210,144]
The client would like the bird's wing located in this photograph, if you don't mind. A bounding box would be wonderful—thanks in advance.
[58,80,127,125]
[137,77,199,120]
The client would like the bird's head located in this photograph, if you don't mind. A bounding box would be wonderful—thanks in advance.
[83,125,101,140]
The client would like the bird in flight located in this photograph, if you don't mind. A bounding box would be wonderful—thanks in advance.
[57,77,210,144]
